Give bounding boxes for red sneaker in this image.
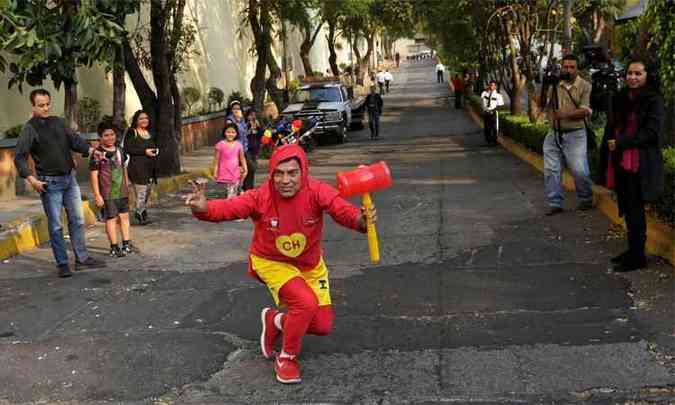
[260,307,280,360]
[274,355,301,384]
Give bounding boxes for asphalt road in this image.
[1,60,674,404]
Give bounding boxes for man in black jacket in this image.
[365,86,384,139]
[14,89,107,278]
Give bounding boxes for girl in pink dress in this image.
[213,123,248,198]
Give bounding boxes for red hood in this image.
[267,144,310,194]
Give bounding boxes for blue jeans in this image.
[39,171,89,266]
[368,110,380,138]
[543,129,593,208]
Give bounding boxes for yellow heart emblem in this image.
[275,233,307,258]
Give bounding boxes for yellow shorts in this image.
[250,255,331,307]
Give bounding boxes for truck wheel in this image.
[335,121,347,144]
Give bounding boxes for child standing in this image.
[90,122,139,257]
[213,122,248,198]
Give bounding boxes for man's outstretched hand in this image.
[358,205,378,231]
[185,178,208,213]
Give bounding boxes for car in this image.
[281,82,365,144]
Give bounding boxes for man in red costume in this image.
[186,144,376,384]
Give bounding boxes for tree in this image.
[0,0,124,129]
[339,0,378,83]
[371,0,416,59]
[182,86,200,115]
[574,0,626,47]
[207,87,225,111]
[321,0,342,76]
[123,0,199,176]
[281,0,323,77]
[96,0,139,131]
[245,0,276,112]
[644,0,675,146]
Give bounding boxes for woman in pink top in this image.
[213,123,248,198]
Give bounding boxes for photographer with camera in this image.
[481,80,504,146]
[541,54,594,216]
[597,60,665,273]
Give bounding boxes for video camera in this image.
[582,45,622,112]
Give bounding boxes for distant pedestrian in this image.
[435,62,445,83]
[13,88,107,277]
[123,110,158,226]
[243,108,262,191]
[90,122,139,258]
[384,69,393,94]
[376,70,386,95]
[213,122,248,199]
[395,52,400,68]
[365,85,384,139]
[598,60,665,273]
[481,80,505,145]
[451,74,464,109]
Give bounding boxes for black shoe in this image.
[75,257,107,270]
[610,250,630,264]
[140,210,152,225]
[576,200,594,211]
[613,255,647,273]
[110,246,126,258]
[122,242,140,255]
[57,264,72,278]
[545,207,564,216]
[134,211,144,225]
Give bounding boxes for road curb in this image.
[0,167,212,261]
[466,107,675,266]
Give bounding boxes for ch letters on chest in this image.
[275,233,307,258]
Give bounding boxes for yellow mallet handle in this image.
[362,192,380,263]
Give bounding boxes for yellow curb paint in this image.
[0,167,212,261]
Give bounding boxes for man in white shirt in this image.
[481,80,505,145]
[383,69,393,94]
[435,62,445,83]
[375,70,386,95]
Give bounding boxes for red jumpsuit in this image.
[194,144,364,355]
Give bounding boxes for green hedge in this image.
[467,95,675,226]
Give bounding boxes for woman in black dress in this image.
[123,110,158,225]
[598,60,665,272]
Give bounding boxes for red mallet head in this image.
[336,161,392,198]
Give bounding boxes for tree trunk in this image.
[123,40,157,118]
[526,80,540,123]
[112,47,126,129]
[266,46,285,110]
[64,80,78,131]
[300,40,313,77]
[249,0,269,112]
[150,0,180,177]
[327,22,339,76]
[299,22,322,77]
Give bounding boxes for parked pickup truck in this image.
[281,82,365,144]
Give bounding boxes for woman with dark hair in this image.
[123,110,158,225]
[598,60,665,272]
[243,108,261,190]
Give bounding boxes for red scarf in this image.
[606,90,640,188]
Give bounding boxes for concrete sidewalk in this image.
[0,146,217,261]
